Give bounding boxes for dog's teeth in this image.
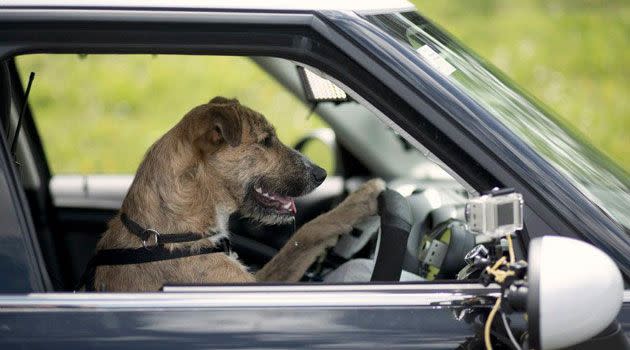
[283,202,291,210]
[255,187,262,193]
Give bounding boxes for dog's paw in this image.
[295,179,386,245]
[352,178,386,199]
[333,178,386,223]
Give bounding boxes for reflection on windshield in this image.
[366,11,630,229]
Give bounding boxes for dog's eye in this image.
[261,135,273,147]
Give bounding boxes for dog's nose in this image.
[311,165,327,185]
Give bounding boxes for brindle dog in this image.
[94,97,385,291]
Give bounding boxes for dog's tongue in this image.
[289,200,296,215]
[276,195,297,215]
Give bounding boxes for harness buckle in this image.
[142,229,160,250]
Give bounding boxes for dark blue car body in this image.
[0,1,627,348]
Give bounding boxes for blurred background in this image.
[416,0,629,172]
[17,0,629,174]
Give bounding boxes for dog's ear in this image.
[193,97,243,156]
[206,100,243,148]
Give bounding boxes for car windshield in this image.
[364,11,630,230]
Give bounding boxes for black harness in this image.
[75,213,231,291]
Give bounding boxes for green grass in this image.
[17,0,629,174]
[412,0,629,171]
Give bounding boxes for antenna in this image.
[10,71,35,157]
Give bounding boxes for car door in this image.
[0,285,492,349]
[0,4,627,349]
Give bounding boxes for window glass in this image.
[365,11,630,230]
[16,55,332,174]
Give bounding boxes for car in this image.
[0,1,628,349]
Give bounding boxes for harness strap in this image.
[75,237,231,291]
[120,213,208,247]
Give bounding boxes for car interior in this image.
[0,54,504,292]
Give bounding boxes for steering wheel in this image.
[370,189,413,281]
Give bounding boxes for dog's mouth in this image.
[252,186,297,215]
[240,175,317,225]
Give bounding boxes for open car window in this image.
[11,53,511,291]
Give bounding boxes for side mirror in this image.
[527,236,623,349]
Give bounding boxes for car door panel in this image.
[50,175,133,210]
[0,307,470,349]
[0,285,491,349]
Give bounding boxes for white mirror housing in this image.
[528,236,623,349]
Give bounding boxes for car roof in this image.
[0,0,415,14]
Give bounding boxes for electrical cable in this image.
[501,312,523,350]
[506,233,515,263]
[485,256,515,283]
[484,297,502,350]
[491,256,506,270]
[483,249,517,350]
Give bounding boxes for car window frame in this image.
[0,88,51,292]
[0,6,550,293]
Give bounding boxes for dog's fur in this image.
[94,97,385,291]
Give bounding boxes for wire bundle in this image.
[483,233,523,350]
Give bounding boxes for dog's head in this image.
[184,96,326,224]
